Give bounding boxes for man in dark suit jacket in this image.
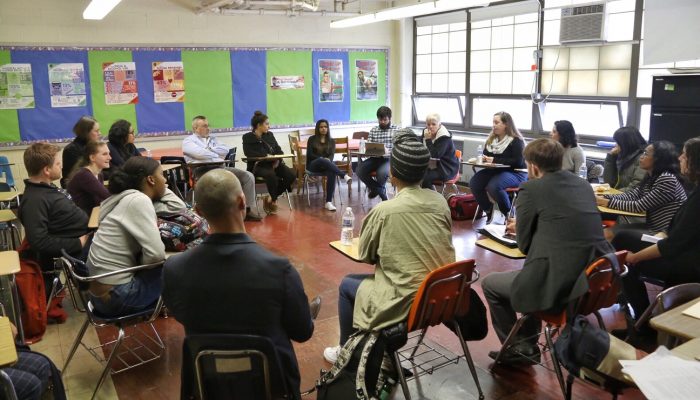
[482,138,613,365]
[162,168,314,398]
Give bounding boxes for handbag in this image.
[156,210,208,252]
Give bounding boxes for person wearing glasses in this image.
[107,119,141,170]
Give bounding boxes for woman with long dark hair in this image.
[305,119,352,211]
[86,157,182,317]
[550,120,585,173]
[107,119,141,169]
[603,126,647,192]
[614,137,700,322]
[62,115,101,187]
[242,111,296,214]
[66,141,111,214]
[598,140,687,241]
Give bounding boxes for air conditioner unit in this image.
[559,2,607,44]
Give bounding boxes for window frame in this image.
[411,94,465,128]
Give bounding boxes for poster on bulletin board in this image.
[0,63,34,109]
[355,59,378,101]
[152,61,185,103]
[103,62,138,105]
[318,59,343,102]
[48,63,87,108]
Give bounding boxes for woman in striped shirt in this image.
[596,140,687,241]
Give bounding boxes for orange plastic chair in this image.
[391,259,484,400]
[432,149,462,196]
[492,251,628,399]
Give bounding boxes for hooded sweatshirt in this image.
[87,189,165,285]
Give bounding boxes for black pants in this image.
[254,162,296,201]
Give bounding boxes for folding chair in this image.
[633,283,700,348]
[491,251,629,399]
[60,250,165,400]
[160,156,190,201]
[387,259,484,400]
[432,149,462,196]
[183,334,294,400]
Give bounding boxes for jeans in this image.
[90,266,163,318]
[3,351,50,400]
[469,169,527,215]
[338,274,371,345]
[356,157,390,200]
[307,158,347,202]
[482,270,541,346]
[422,168,448,189]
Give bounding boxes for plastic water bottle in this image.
[476,144,483,164]
[359,137,366,154]
[146,149,153,158]
[340,207,354,245]
[579,163,588,180]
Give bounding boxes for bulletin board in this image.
[0,46,388,145]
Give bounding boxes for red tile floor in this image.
[35,183,648,399]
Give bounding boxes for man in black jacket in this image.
[162,168,314,399]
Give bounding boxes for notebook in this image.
[478,224,518,248]
[364,142,387,157]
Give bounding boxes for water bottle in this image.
[146,149,153,158]
[578,163,588,180]
[340,207,354,245]
[359,137,366,154]
[476,144,483,164]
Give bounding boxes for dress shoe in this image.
[489,345,541,366]
[309,295,322,320]
[245,211,263,221]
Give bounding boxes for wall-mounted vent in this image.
[559,2,606,44]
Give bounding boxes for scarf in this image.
[486,135,514,154]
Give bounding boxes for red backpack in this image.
[16,239,47,343]
[447,193,479,220]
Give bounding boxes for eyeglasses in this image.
[641,150,651,157]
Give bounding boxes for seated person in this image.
[420,112,459,189]
[356,106,398,201]
[61,116,101,188]
[550,120,585,174]
[614,137,700,325]
[86,157,184,317]
[18,143,90,301]
[323,129,455,363]
[597,140,687,241]
[163,169,314,399]
[106,119,141,173]
[306,119,352,211]
[242,111,296,214]
[603,126,647,192]
[469,111,527,223]
[66,141,111,215]
[483,138,613,365]
[183,115,262,221]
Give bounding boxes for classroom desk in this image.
[329,238,361,262]
[0,210,21,250]
[89,206,100,229]
[475,238,526,259]
[241,154,295,163]
[0,250,24,344]
[0,163,14,167]
[141,148,183,161]
[671,338,700,361]
[160,163,180,172]
[0,191,20,203]
[650,297,700,341]
[597,205,646,217]
[462,160,510,169]
[299,138,361,150]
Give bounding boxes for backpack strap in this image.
[316,332,366,388]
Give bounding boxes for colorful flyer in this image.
[270,75,305,90]
[318,59,343,102]
[355,59,378,101]
[103,62,138,105]
[152,61,185,103]
[48,63,87,108]
[0,63,34,109]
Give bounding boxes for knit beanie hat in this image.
[391,129,430,183]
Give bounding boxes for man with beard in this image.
[356,106,399,201]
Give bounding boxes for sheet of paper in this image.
[681,300,700,319]
[621,346,700,400]
[641,234,662,244]
[483,224,517,245]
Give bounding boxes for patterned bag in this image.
[156,210,208,252]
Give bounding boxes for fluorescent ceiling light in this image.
[331,0,490,29]
[83,0,123,20]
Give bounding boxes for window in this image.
[638,103,651,139]
[540,101,625,137]
[412,96,464,125]
[472,98,533,130]
[469,12,538,95]
[415,14,467,94]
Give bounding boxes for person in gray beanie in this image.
[323,127,456,364]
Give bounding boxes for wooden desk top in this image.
[0,316,18,367]
[0,209,17,223]
[142,147,183,161]
[476,238,526,259]
[88,206,100,229]
[0,191,20,202]
[671,338,700,361]
[462,161,510,168]
[0,251,20,276]
[592,184,623,196]
[242,154,294,162]
[160,163,180,172]
[299,138,361,150]
[329,238,361,262]
[597,205,646,217]
[650,297,700,340]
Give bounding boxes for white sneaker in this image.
[323,345,341,364]
[324,202,337,211]
[344,175,353,185]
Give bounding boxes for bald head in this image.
[194,169,244,221]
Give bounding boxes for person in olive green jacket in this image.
[603,126,647,192]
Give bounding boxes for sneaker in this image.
[323,345,341,364]
[344,175,353,185]
[324,202,337,211]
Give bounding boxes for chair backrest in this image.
[406,259,478,332]
[225,147,237,167]
[333,137,351,171]
[353,131,369,140]
[290,136,304,167]
[576,251,628,316]
[635,283,700,329]
[0,156,15,188]
[183,334,290,400]
[455,149,462,161]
